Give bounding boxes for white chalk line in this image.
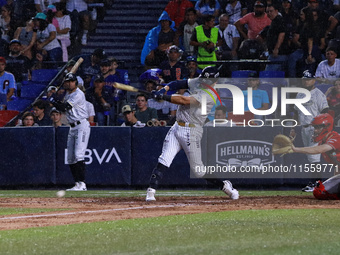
[0,204,187,221]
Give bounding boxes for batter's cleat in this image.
[66,182,80,191]
[222,180,239,200]
[302,182,316,192]
[78,182,87,191]
[146,188,156,201]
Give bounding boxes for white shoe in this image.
[66,182,87,191]
[66,182,80,191]
[81,35,87,45]
[78,181,87,191]
[222,180,239,200]
[146,188,156,201]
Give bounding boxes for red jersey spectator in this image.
[165,0,194,28]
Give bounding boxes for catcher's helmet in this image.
[311,113,334,142]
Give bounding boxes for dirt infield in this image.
[1,196,340,230]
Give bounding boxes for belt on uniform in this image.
[177,121,195,127]
[302,124,310,128]
[70,120,84,128]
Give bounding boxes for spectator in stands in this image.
[46,85,57,99]
[165,0,194,28]
[50,107,65,128]
[5,39,32,96]
[141,11,176,67]
[0,57,15,102]
[185,56,200,78]
[288,7,310,77]
[190,15,222,69]
[307,0,338,42]
[144,79,157,93]
[159,45,187,83]
[85,76,114,126]
[33,12,62,63]
[325,79,340,122]
[46,4,59,28]
[243,72,269,119]
[13,17,37,60]
[55,2,71,62]
[215,14,240,61]
[174,8,198,56]
[32,99,52,126]
[195,0,221,24]
[135,93,158,124]
[34,0,59,13]
[97,58,123,91]
[121,104,145,127]
[75,48,106,89]
[17,111,38,127]
[204,105,235,126]
[66,0,91,45]
[281,0,299,45]
[315,47,340,82]
[261,4,290,71]
[225,0,247,25]
[85,99,95,126]
[0,4,15,43]
[234,0,271,40]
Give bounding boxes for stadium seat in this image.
[0,110,19,127]
[259,71,285,78]
[231,70,257,78]
[31,69,58,83]
[7,98,32,111]
[21,84,46,99]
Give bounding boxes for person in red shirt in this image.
[165,0,194,28]
[292,113,340,200]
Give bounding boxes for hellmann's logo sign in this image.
[216,140,274,168]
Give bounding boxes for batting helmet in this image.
[64,72,77,82]
[199,66,220,79]
[311,113,334,142]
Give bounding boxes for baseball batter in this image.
[294,70,329,164]
[292,113,340,200]
[146,66,239,201]
[51,73,91,191]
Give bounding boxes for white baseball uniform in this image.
[295,87,328,163]
[64,87,91,164]
[158,78,217,177]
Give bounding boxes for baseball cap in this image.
[9,39,21,46]
[248,72,259,78]
[302,70,314,79]
[92,48,106,59]
[34,12,47,21]
[100,59,111,66]
[0,57,6,64]
[94,75,105,83]
[186,56,197,63]
[47,86,57,92]
[64,72,77,82]
[122,104,134,114]
[50,107,61,115]
[47,4,57,12]
[254,0,265,7]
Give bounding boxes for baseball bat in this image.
[70,57,83,74]
[113,82,151,95]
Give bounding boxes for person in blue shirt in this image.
[242,72,269,115]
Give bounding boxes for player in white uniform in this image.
[145,66,239,201]
[51,73,91,191]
